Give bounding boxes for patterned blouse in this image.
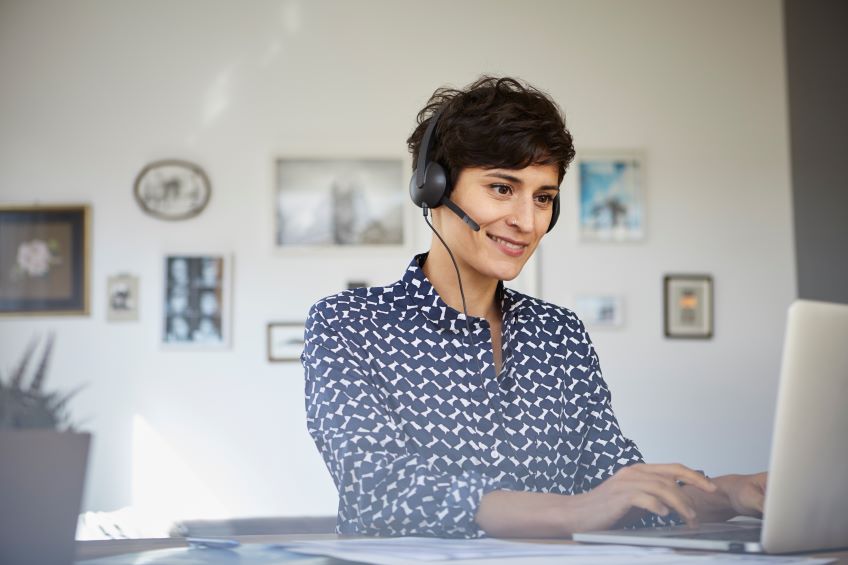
[302,253,661,537]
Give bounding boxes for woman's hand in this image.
[720,472,767,518]
[572,463,718,532]
[475,466,764,539]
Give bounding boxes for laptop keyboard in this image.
[670,528,762,542]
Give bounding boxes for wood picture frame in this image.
[267,322,306,362]
[0,205,90,316]
[664,274,713,339]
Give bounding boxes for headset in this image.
[408,106,560,233]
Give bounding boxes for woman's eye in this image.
[535,193,553,204]
[491,184,512,195]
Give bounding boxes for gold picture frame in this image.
[0,204,91,316]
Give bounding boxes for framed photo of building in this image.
[578,151,646,242]
[664,274,713,339]
[0,205,90,316]
[106,273,139,322]
[162,254,230,348]
[267,322,306,362]
[275,158,405,247]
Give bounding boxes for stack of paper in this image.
[274,537,837,565]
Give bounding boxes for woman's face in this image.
[432,163,559,282]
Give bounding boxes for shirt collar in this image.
[401,252,526,333]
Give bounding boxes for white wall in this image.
[0,0,794,521]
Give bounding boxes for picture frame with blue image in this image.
[0,205,90,316]
[578,151,646,242]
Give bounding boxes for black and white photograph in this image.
[578,151,646,242]
[275,158,405,246]
[134,159,212,221]
[664,274,713,339]
[267,322,306,362]
[106,274,139,322]
[162,254,229,347]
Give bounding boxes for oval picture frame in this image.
[133,159,212,221]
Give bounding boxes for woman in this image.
[302,76,766,538]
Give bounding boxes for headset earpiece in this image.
[547,193,560,233]
[409,160,448,209]
[410,108,451,210]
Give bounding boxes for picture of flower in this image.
[12,239,61,279]
[0,206,89,316]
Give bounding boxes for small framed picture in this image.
[578,151,646,242]
[0,205,90,316]
[267,322,306,362]
[275,158,405,247]
[664,275,713,339]
[574,295,624,329]
[133,159,212,221]
[162,254,231,348]
[107,274,139,322]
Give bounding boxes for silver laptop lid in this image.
[761,300,848,553]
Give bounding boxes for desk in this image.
[76,534,848,563]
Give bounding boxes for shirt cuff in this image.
[443,471,510,538]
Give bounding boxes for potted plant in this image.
[0,334,91,565]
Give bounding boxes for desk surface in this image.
[76,534,848,563]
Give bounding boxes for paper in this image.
[275,537,670,562]
[274,537,837,565]
[76,544,333,565]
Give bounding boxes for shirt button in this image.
[490,448,499,459]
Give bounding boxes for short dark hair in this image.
[406,76,576,187]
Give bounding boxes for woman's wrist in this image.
[688,474,739,521]
[476,490,583,538]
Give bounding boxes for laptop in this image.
[573,299,848,553]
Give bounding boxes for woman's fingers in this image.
[648,463,718,493]
[630,493,671,518]
[634,477,699,526]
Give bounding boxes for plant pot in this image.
[0,430,91,565]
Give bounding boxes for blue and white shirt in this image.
[303,253,659,537]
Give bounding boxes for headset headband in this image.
[415,107,444,189]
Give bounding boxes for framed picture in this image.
[275,158,405,247]
[133,159,212,221]
[574,295,624,329]
[106,274,139,322]
[267,322,306,362]
[578,151,646,242]
[664,275,713,339]
[162,254,230,348]
[0,205,90,316]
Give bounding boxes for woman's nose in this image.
[506,200,535,231]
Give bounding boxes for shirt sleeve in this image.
[571,319,681,528]
[302,301,507,538]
